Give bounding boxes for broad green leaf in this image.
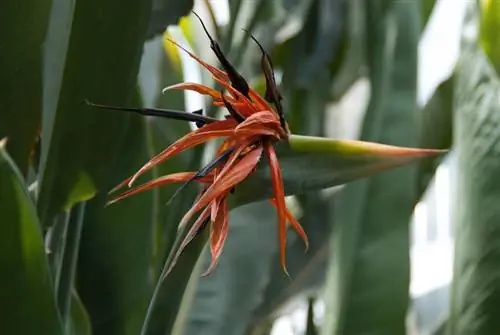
[418,74,453,196]
[147,0,194,39]
[77,116,155,335]
[231,135,444,207]
[0,0,50,174]
[321,1,421,334]
[449,3,500,333]
[0,139,63,334]
[38,0,153,226]
[183,202,279,335]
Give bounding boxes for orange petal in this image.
[162,205,212,280]
[107,172,213,205]
[166,38,229,82]
[178,146,263,229]
[163,82,236,103]
[269,199,309,251]
[128,119,238,186]
[202,198,229,276]
[264,141,289,276]
[213,76,260,114]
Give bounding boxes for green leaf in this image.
[449,3,500,333]
[57,203,86,328]
[330,0,364,101]
[0,139,63,334]
[422,0,437,29]
[418,74,453,196]
[147,0,194,39]
[480,0,500,74]
[77,116,155,335]
[69,290,92,335]
[0,0,51,174]
[251,193,333,326]
[231,135,444,207]
[141,222,208,335]
[37,0,153,226]
[280,0,345,89]
[321,1,421,333]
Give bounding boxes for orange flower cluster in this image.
[107,13,308,276]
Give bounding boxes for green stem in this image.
[57,202,86,329]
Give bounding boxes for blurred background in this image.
[4,0,500,334]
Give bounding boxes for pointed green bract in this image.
[231,134,445,207]
[0,139,63,334]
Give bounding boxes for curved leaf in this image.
[77,116,155,335]
[449,3,500,333]
[0,0,51,174]
[38,0,153,226]
[0,139,63,334]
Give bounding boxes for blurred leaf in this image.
[147,0,194,40]
[141,222,209,335]
[232,135,444,207]
[58,203,86,328]
[422,0,437,29]
[77,116,155,335]
[431,317,448,335]
[38,0,152,226]
[183,202,279,335]
[280,0,345,89]
[69,291,92,335]
[0,0,50,174]
[330,0,364,100]
[306,297,318,335]
[0,139,63,334]
[250,193,333,327]
[449,3,500,333]
[321,1,420,334]
[480,0,500,73]
[418,74,453,196]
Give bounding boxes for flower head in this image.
[104,12,308,277]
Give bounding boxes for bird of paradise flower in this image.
[87,12,445,279]
[89,12,309,277]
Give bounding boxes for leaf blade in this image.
[0,140,63,334]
